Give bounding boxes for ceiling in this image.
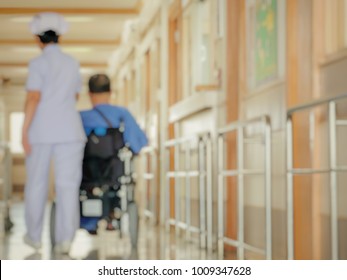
[0,0,142,87]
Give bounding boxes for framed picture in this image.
[247,0,279,90]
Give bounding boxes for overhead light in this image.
[80,68,95,74]
[13,47,38,53]
[10,16,94,23]
[63,47,93,53]
[65,16,94,23]
[10,16,31,23]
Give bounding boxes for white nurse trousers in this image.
[24,142,85,244]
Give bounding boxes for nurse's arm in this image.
[22,91,41,155]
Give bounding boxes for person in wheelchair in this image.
[79,74,148,235]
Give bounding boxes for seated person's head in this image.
[88,74,111,105]
[89,73,111,93]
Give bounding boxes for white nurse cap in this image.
[29,12,69,35]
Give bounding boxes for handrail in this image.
[0,142,12,202]
[164,136,195,147]
[199,132,213,252]
[286,93,347,260]
[140,146,157,224]
[164,135,198,238]
[141,145,157,154]
[217,115,272,260]
[0,142,13,234]
[198,132,213,251]
[287,92,347,115]
[218,115,270,135]
[164,132,212,250]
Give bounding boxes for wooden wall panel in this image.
[286,0,326,259]
[224,0,241,255]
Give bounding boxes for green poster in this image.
[255,0,278,84]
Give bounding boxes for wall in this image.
[105,0,347,259]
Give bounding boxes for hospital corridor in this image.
[1,0,347,261]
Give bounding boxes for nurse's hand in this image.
[22,133,31,155]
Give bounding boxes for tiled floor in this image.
[0,197,218,260]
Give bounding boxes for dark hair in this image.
[88,74,111,93]
[38,30,59,44]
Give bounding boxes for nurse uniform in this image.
[24,12,86,249]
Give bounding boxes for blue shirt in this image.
[80,104,148,154]
[26,44,86,144]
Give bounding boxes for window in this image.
[193,0,212,87]
[324,0,347,55]
[10,112,24,154]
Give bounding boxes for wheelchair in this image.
[50,126,139,249]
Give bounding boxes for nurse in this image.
[22,12,86,254]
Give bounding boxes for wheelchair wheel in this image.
[128,202,139,249]
[50,201,56,248]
